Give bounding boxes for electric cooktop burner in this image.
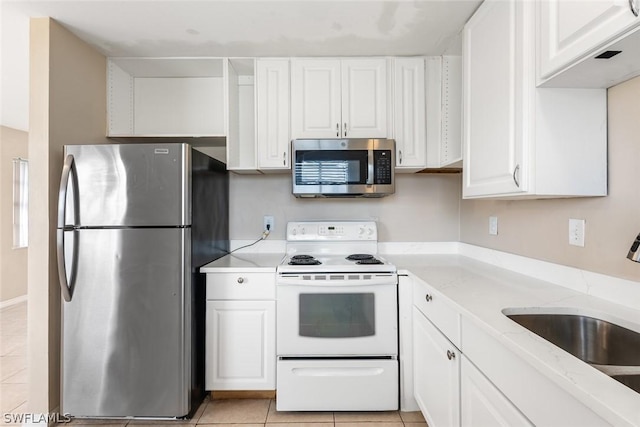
[355,258,383,265]
[345,254,374,261]
[346,254,383,265]
[288,254,321,266]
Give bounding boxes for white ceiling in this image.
[0,0,482,130]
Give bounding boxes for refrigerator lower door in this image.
[61,227,191,418]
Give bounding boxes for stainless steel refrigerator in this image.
[57,143,228,418]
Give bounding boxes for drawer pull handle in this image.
[447,350,456,360]
[631,0,639,17]
[237,277,245,284]
[425,294,432,302]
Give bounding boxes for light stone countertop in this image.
[199,248,640,425]
[385,254,640,427]
[200,252,285,273]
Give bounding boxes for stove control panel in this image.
[287,221,378,241]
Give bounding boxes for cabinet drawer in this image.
[206,272,276,300]
[413,278,460,348]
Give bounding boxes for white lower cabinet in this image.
[461,356,533,427]
[205,272,276,390]
[413,307,460,427]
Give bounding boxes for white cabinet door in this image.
[538,0,640,81]
[463,0,607,199]
[461,356,534,427]
[394,57,427,170]
[291,59,342,139]
[413,307,460,427]
[341,59,388,138]
[462,0,527,197]
[205,300,276,390]
[256,59,290,170]
[291,58,388,139]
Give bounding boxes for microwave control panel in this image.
[374,151,393,185]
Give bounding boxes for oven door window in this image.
[294,150,368,185]
[299,293,375,338]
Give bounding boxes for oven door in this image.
[276,279,398,356]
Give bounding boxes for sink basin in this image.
[505,311,640,393]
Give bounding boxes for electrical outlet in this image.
[263,215,274,232]
[489,216,498,236]
[569,219,585,247]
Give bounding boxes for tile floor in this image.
[1,302,427,426]
[0,301,28,426]
[62,398,427,426]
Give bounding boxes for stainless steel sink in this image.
[505,312,640,393]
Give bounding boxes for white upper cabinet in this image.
[463,0,607,199]
[538,0,640,87]
[107,58,225,137]
[393,57,426,171]
[291,58,388,139]
[226,58,258,173]
[341,59,389,138]
[256,59,291,170]
[426,56,462,169]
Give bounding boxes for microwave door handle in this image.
[367,150,374,185]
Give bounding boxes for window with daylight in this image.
[12,158,28,248]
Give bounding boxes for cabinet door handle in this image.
[630,0,639,17]
[447,350,456,360]
[513,164,520,188]
[425,294,432,302]
[336,123,340,137]
[344,123,347,137]
[283,152,287,166]
[399,150,403,165]
[237,277,245,284]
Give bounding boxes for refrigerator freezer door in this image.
[63,144,190,227]
[61,228,191,417]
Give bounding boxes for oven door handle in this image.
[277,277,396,287]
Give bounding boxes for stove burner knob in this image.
[237,277,245,284]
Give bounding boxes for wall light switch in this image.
[569,219,585,247]
[489,216,498,236]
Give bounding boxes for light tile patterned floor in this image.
[1,302,427,426]
[0,301,28,427]
[70,398,428,426]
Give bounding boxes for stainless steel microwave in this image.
[292,139,395,198]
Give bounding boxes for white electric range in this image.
[275,221,399,411]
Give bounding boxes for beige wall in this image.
[460,75,640,283]
[0,126,28,303]
[28,17,108,413]
[229,173,462,242]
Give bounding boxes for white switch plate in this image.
[489,216,498,236]
[569,219,585,247]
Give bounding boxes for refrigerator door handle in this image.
[57,154,77,302]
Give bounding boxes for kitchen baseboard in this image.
[0,294,27,309]
[211,390,276,400]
